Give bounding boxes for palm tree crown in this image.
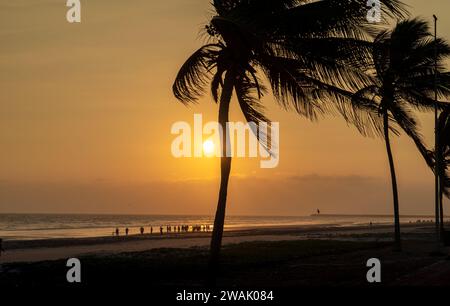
[174,0,406,127]
[356,19,450,155]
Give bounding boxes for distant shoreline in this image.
[0,212,446,218]
[1,213,445,241]
[309,213,450,218]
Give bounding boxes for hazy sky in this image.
[1,0,449,215]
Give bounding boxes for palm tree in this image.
[172,0,405,279]
[438,108,450,234]
[352,19,450,250]
[429,106,450,237]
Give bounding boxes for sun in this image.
[203,140,215,156]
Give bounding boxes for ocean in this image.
[0,213,436,241]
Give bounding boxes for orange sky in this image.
[0,0,449,215]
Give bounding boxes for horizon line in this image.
[0,212,446,218]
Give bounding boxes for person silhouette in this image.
[115,228,119,236]
[125,228,129,236]
[150,226,153,234]
[160,226,163,235]
[140,227,144,235]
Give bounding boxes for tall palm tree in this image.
[173,0,405,279]
[352,19,450,250]
[429,106,450,236]
[438,108,450,234]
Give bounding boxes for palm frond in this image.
[234,73,269,125]
[173,44,221,104]
[270,0,407,40]
[255,55,322,119]
[389,99,433,168]
[234,73,273,154]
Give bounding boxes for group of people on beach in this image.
[113,224,211,237]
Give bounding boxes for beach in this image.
[0,224,449,297]
[2,222,450,289]
[2,218,448,292]
[0,223,432,263]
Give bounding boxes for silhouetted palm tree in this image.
[352,19,450,250]
[430,107,450,235]
[173,0,405,279]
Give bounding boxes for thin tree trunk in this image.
[383,111,402,251]
[435,134,441,244]
[440,187,445,238]
[208,70,234,284]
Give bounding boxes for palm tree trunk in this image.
[383,111,402,251]
[208,70,234,283]
[435,134,441,244]
[439,186,445,238]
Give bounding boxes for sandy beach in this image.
[1,222,450,290]
[0,223,436,264]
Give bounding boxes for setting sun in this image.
[203,140,215,156]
